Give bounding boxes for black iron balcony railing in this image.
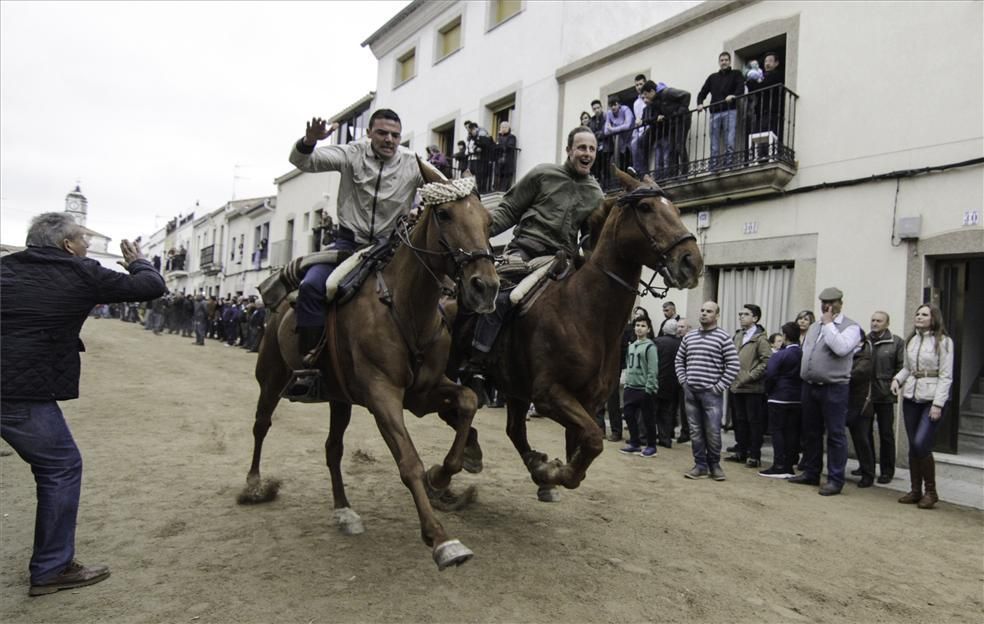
[200,244,215,267]
[451,146,521,194]
[595,84,798,192]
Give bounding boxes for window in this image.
[396,48,416,85]
[714,264,794,334]
[437,17,462,60]
[491,0,522,27]
[490,99,515,135]
[333,107,370,146]
[432,122,455,161]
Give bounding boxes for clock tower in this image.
[65,184,88,226]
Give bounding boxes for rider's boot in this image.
[284,326,325,402]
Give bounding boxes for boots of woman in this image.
[898,454,923,504]
[917,455,939,509]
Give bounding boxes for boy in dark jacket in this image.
[760,322,803,478]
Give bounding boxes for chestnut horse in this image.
[459,168,702,501]
[240,163,499,570]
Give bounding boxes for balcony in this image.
[597,85,799,208]
[199,245,222,275]
[450,145,521,197]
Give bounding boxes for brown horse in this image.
[239,162,499,570]
[465,168,703,501]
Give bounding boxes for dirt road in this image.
[2,320,982,623]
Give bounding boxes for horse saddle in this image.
[501,251,573,315]
[257,239,394,309]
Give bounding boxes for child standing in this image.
[620,317,660,457]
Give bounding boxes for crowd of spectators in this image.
[579,50,787,187]
[96,292,266,353]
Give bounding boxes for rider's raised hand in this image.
[304,117,337,146]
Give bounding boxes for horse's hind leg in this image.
[437,409,483,474]
[369,388,473,570]
[326,400,364,535]
[413,377,480,511]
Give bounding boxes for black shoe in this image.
[818,483,843,496]
[726,444,739,453]
[676,435,690,444]
[787,473,820,486]
[851,468,863,476]
[297,326,324,367]
[465,375,489,409]
[29,560,110,596]
[657,440,673,449]
[724,453,747,463]
[745,458,762,468]
[282,369,326,403]
[876,474,893,484]
[857,476,874,488]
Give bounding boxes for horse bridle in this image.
[604,187,697,297]
[394,196,496,296]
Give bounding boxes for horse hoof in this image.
[236,478,281,504]
[431,485,478,512]
[433,539,473,570]
[537,486,561,503]
[462,446,484,474]
[333,507,364,535]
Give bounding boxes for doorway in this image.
[929,256,984,455]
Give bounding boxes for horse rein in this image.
[394,199,496,296]
[599,187,697,297]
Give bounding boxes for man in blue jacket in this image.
[1,212,166,596]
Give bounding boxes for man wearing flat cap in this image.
[790,287,862,496]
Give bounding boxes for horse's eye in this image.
[634,200,652,213]
[436,208,452,222]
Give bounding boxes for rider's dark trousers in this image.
[295,239,359,329]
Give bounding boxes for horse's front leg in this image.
[523,390,604,492]
[368,386,473,570]
[408,377,480,510]
[325,400,364,535]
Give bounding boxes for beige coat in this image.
[893,332,954,407]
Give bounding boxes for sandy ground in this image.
[1,319,982,624]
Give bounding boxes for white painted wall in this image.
[270,169,341,261]
[369,1,697,172]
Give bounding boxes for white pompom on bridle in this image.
[419,177,476,207]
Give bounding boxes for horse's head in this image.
[595,168,702,289]
[414,158,499,313]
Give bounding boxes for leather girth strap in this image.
[326,302,354,404]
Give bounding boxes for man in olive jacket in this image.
[867,311,905,483]
[726,304,772,466]
[1,212,165,596]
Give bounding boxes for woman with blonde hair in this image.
[891,303,954,509]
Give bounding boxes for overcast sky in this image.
[0,0,409,248]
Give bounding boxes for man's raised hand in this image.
[118,239,144,269]
[304,117,338,146]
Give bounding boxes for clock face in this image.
[68,200,80,210]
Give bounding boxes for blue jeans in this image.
[295,239,360,328]
[630,130,649,173]
[1,400,82,584]
[683,386,724,468]
[709,110,737,167]
[801,382,850,487]
[902,399,944,458]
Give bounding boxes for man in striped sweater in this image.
[675,301,740,480]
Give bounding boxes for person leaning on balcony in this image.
[587,99,611,182]
[287,109,425,389]
[696,51,745,168]
[494,121,518,192]
[604,95,635,173]
[891,304,954,510]
[629,73,650,176]
[651,81,692,177]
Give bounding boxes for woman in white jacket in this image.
[890,304,954,509]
